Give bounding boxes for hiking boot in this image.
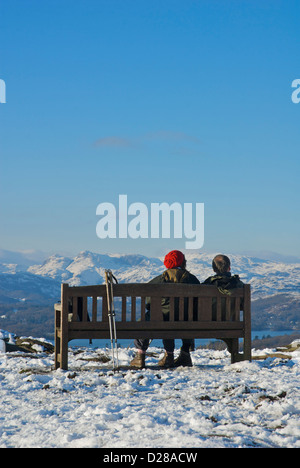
[174,349,193,367]
[130,352,145,369]
[158,352,175,368]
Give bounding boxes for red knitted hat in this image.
[164,250,185,269]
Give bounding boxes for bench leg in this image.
[243,334,252,362]
[59,335,68,370]
[54,309,60,369]
[54,331,68,370]
[230,339,239,363]
[54,332,60,369]
[57,284,69,370]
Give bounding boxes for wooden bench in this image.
[54,282,251,370]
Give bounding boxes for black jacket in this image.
[202,272,244,293]
[202,272,245,320]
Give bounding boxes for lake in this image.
[70,329,299,350]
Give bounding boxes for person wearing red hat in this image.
[163,250,186,270]
[130,250,200,369]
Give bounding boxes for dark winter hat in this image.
[164,250,185,269]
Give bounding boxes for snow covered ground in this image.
[0,338,300,448]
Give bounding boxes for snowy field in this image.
[0,339,299,449]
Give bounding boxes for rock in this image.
[5,337,54,354]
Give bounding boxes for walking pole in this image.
[109,271,119,368]
[105,270,119,371]
[105,270,115,369]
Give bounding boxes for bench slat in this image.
[72,297,78,321]
[68,283,245,298]
[92,296,97,322]
[131,296,136,321]
[68,321,244,331]
[188,297,193,321]
[235,297,240,321]
[198,297,212,321]
[141,296,146,321]
[68,329,244,341]
[169,297,174,321]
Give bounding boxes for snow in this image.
[1,250,300,448]
[1,339,300,448]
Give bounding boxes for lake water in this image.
[70,329,299,350]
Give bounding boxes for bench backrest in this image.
[59,283,250,327]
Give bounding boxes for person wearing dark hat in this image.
[130,250,200,369]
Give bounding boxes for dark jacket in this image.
[202,272,244,320]
[202,272,244,292]
[146,268,200,319]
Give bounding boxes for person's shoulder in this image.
[202,275,215,284]
[147,273,164,284]
[185,270,200,284]
[232,274,245,286]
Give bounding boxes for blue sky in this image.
[0,0,299,258]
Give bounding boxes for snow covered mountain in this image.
[1,249,300,302]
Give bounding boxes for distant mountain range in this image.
[0,249,299,337]
[0,249,300,302]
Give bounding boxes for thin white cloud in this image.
[93,130,201,150]
[93,136,134,148]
